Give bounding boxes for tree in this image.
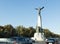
[28,27,36,37]
[3,24,16,37]
[16,26,36,37]
[0,26,5,37]
[16,26,25,37]
[44,29,52,38]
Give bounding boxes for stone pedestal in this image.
[31,33,45,41]
[34,33,44,41]
[31,33,46,44]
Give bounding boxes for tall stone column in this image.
[36,7,44,33]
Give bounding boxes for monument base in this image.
[31,33,45,41]
[32,41,46,44]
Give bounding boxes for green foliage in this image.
[44,29,60,38]
[0,24,60,38]
[16,26,36,37]
[0,24,17,38]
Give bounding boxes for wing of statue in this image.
[35,8,38,10]
[40,7,44,10]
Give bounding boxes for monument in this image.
[31,7,45,42]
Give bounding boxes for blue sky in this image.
[0,0,60,34]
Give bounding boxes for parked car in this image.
[11,37,32,44]
[46,38,59,44]
[0,38,14,44]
